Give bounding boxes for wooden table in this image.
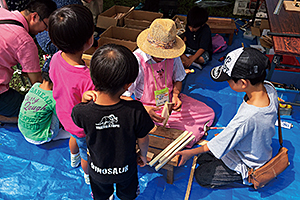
[148,125,183,184]
[265,0,300,80]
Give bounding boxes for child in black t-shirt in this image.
[71,44,154,200]
[180,6,213,72]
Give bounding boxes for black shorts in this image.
[90,171,139,200]
[194,152,243,188]
[0,88,24,117]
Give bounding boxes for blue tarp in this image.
[1,20,300,199]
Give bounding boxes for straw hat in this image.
[136,18,186,59]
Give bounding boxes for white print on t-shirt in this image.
[90,162,128,175]
[95,114,120,130]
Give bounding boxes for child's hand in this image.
[82,90,98,102]
[144,106,165,123]
[176,149,194,167]
[137,151,147,167]
[172,96,182,111]
[183,57,194,68]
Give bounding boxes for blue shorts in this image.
[69,133,88,161]
[0,88,24,117]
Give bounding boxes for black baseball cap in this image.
[211,47,269,82]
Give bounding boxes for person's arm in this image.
[137,134,149,167]
[27,72,42,84]
[172,81,182,110]
[184,48,205,68]
[176,144,210,166]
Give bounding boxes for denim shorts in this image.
[49,113,60,140]
[0,88,24,117]
[185,47,210,65]
[69,133,88,161]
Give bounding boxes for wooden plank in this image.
[149,125,184,140]
[155,135,195,171]
[283,0,300,12]
[161,102,174,127]
[265,0,300,57]
[149,135,173,149]
[148,147,178,166]
[158,132,193,163]
[149,131,189,167]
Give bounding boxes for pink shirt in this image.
[49,51,95,138]
[0,8,40,94]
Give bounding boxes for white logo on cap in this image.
[223,56,232,76]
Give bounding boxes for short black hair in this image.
[232,67,269,85]
[90,44,139,95]
[49,4,94,54]
[25,0,57,20]
[187,6,209,28]
[41,71,52,83]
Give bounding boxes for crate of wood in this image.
[96,5,134,29]
[124,10,163,30]
[147,125,186,184]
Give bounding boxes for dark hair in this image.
[187,6,208,28]
[90,44,139,95]
[49,4,94,54]
[232,69,268,85]
[25,0,57,20]
[41,71,52,83]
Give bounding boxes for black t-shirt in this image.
[72,99,154,183]
[185,23,213,60]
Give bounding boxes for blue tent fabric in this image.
[1,20,300,199]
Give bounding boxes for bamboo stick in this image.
[184,156,197,200]
[155,135,195,171]
[149,130,189,167]
[158,132,193,163]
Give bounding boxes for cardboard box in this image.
[82,37,138,67]
[123,24,147,30]
[100,26,142,43]
[251,19,270,37]
[96,5,134,29]
[172,15,186,39]
[124,10,163,29]
[172,14,187,25]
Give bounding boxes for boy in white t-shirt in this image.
[177,47,278,188]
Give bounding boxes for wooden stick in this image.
[155,135,195,171]
[184,156,197,200]
[149,130,189,167]
[161,102,174,127]
[158,132,193,163]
